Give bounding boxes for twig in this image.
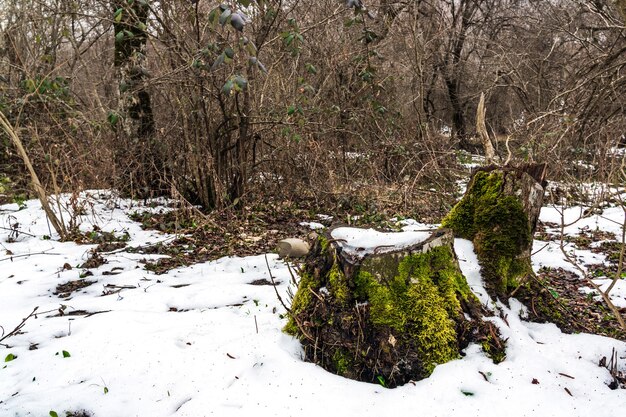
[0,250,61,263]
[0,110,67,240]
[0,226,37,238]
[265,254,290,314]
[0,307,39,345]
[265,254,315,343]
[557,203,626,330]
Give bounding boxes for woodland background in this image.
[1,0,625,217]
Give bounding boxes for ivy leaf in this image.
[4,353,16,362]
[115,31,125,43]
[62,350,71,358]
[50,412,59,417]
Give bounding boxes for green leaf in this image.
[224,47,235,59]
[234,75,247,91]
[219,9,232,26]
[104,386,109,394]
[4,353,16,362]
[114,8,123,23]
[50,412,59,417]
[222,79,234,95]
[62,350,71,358]
[211,53,225,70]
[287,105,296,116]
[208,8,220,27]
[305,63,318,74]
[245,41,257,56]
[461,390,475,396]
[115,31,125,43]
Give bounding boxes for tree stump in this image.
[285,228,502,387]
[441,164,547,300]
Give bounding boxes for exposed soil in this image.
[54,279,96,299]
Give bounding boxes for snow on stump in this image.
[285,227,500,387]
[441,164,547,300]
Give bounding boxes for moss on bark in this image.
[285,230,496,387]
[441,168,539,299]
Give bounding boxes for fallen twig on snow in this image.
[0,307,39,347]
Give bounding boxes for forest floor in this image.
[1,179,626,416]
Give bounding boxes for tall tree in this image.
[112,0,157,194]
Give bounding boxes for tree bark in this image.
[442,164,547,300]
[112,0,158,195]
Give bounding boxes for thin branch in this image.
[0,307,39,345]
[0,110,67,240]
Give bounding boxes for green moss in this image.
[319,235,330,252]
[332,349,352,376]
[481,337,506,363]
[442,170,532,297]
[328,262,350,305]
[284,271,319,336]
[355,246,465,376]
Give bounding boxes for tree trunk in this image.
[112,0,159,196]
[441,164,547,300]
[285,228,503,387]
[476,93,496,163]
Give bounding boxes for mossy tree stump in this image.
[285,228,500,387]
[441,164,547,300]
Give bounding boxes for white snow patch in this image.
[454,238,491,308]
[299,221,326,230]
[330,227,431,258]
[0,194,625,417]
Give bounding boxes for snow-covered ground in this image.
[1,192,625,417]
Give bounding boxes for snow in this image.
[1,193,625,416]
[299,222,326,231]
[331,227,432,258]
[455,238,492,308]
[540,205,626,238]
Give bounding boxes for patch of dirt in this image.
[80,252,107,269]
[54,279,96,298]
[128,205,311,274]
[248,279,280,286]
[71,226,130,245]
[94,241,127,252]
[523,268,626,341]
